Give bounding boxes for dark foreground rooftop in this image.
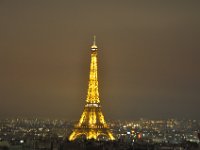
[0,139,200,150]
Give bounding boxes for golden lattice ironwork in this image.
[68,36,115,141]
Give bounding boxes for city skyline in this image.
[0,1,200,120]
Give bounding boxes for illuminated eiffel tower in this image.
[68,36,115,141]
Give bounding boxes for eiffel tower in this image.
[68,36,115,141]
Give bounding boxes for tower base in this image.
[68,105,115,141]
[69,128,115,141]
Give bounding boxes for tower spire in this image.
[91,35,98,50]
[93,35,96,46]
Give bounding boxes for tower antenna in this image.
[93,35,96,46]
[91,35,97,49]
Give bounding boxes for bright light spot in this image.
[138,133,142,139]
[127,131,131,135]
[20,140,24,144]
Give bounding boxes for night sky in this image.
[0,1,200,120]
